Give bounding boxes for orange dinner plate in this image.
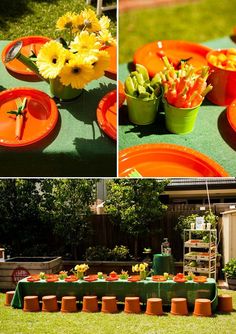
[119,143,229,177]
[27,277,40,282]
[152,275,167,282]
[0,87,58,147]
[84,275,98,282]
[103,45,117,79]
[133,40,211,77]
[128,275,140,282]
[227,99,236,132]
[105,276,119,281]
[2,35,50,81]
[97,90,117,141]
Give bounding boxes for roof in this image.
[162,177,236,190]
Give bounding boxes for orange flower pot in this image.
[101,296,118,313]
[124,297,141,314]
[61,296,77,313]
[5,291,15,306]
[23,296,40,312]
[193,298,212,317]
[170,298,188,316]
[42,295,58,312]
[217,295,233,313]
[82,296,99,313]
[145,298,163,316]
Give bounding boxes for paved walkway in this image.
[119,0,198,12]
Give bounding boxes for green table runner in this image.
[0,41,116,176]
[119,36,236,176]
[152,254,174,275]
[12,277,217,310]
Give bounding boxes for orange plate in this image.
[84,275,98,282]
[97,90,117,141]
[194,276,207,283]
[2,35,50,81]
[119,143,229,177]
[103,45,117,79]
[65,276,78,282]
[133,40,211,77]
[46,278,59,283]
[27,277,40,282]
[105,276,119,281]
[227,99,236,132]
[152,275,167,282]
[0,87,58,147]
[128,276,140,282]
[173,277,187,283]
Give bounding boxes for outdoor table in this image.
[0,40,116,177]
[119,36,236,176]
[11,277,218,311]
[152,254,174,275]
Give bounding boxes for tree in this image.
[40,179,98,259]
[105,179,169,258]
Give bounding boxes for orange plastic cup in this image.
[5,291,15,306]
[206,49,236,106]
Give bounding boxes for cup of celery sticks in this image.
[124,64,162,125]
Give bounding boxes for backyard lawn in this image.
[119,0,236,63]
[1,289,236,334]
[0,0,116,39]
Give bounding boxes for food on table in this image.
[109,271,118,278]
[193,275,207,283]
[208,48,236,71]
[151,275,167,282]
[124,64,161,100]
[119,270,129,280]
[97,272,104,279]
[155,56,212,108]
[7,97,27,140]
[173,273,187,283]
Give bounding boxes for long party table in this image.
[0,41,116,177]
[11,277,218,311]
[119,36,236,176]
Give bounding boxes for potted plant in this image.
[222,258,236,290]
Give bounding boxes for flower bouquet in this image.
[132,262,149,280]
[72,263,89,279]
[5,8,116,101]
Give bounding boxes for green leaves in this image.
[7,97,27,116]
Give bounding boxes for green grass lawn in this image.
[119,0,236,63]
[0,0,116,40]
[1,289,236,334]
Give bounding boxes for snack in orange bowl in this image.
[193,276,207,283]
[173,273,187,283]
[152,275,167,282]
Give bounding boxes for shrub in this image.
[85,246,111,261]
[109,245,129,261]
[222,258,236,278]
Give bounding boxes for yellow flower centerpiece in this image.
[132,262,149,280]
[36,8,116,100]
[72,263,89,279]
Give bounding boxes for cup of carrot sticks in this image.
[155,56,212,134]
[124,64,162,125]
[206,48,236,106]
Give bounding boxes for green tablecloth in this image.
[119,36,236,176]
[152,254,174,275]
[0,41,116,176]
[12,277,217,310]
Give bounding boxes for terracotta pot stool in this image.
[23,296,40,312]
[61,296,77,313]
[193,298,212,317]
[218,295,233,313]
[82,296,99,312]
[124,297,141,314]
[101,296,118,313]
[145,298,163,316]
[42,295,58,312]
[5,291,15,306]
[171,298,188,316]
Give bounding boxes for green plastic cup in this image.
[163,98,201,134]
[126,93,161,125]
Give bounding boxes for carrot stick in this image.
[16,115,24,140]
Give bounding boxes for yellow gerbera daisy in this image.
[36,41,66,79]
[139,264,146,272]
[98,29,117,47]
[70,31,101,54]
[99,15,110,30]
[91,50,110,79]
[64,49,75,64]
[81,8,101,33]
[56,12,76,30]
[59,55,94,89]
[71,14,84,33]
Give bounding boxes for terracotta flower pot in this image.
[42,295,58,312]
[145,298,163,316]
[61,296,77,313]
[23,296,40,312]
[170,298,188,316]
[193,298,212,317]
[124,297,141,314]
[101,296,118,313]
[5,291,15,306]
[218,295,233,313]
[82,296,99,313]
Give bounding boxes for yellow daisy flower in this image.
[91,50,110,79]
[70,31,101,54]
[56,12,76,30]
[98,29,116,47]
[81,8,101,33]
[99,15,110,30]
[139,264,146,272]
[64,49,75,64]
[71,14,84,33]
[59,55,94,89]
[36,40,66,79]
